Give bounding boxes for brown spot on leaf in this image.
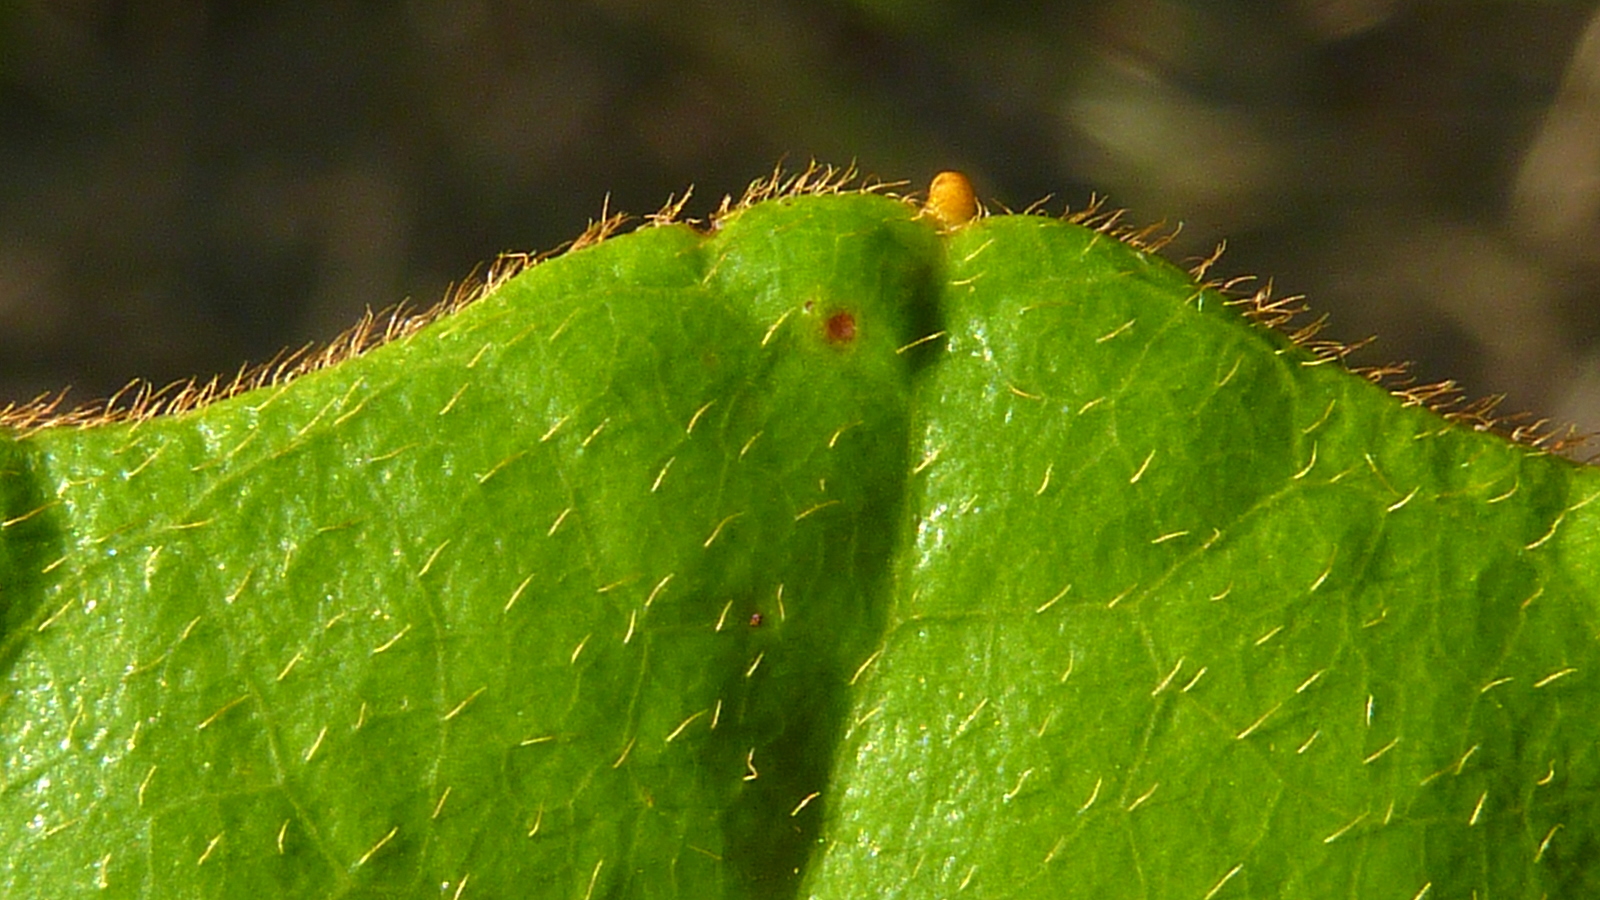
[825,311,856,344]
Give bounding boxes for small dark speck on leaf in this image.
[749,613,763,627]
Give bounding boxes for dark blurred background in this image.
[3,1,1600,441]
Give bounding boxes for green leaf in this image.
[4,183,1599,898]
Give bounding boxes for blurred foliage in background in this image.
[2,0,1600,442]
